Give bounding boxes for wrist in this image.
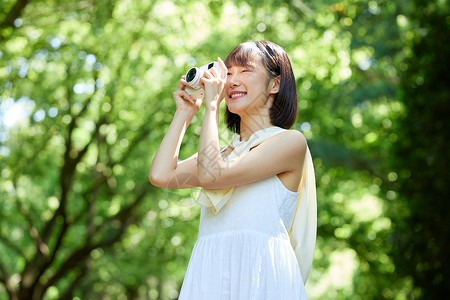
[204,101,218,112]
[175,109,196,120]
[204,106,218,114]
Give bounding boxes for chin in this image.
[225,103,246,116]
[226,97,246,111]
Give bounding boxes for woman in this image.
[149,41,316,299]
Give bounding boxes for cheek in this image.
[247,74,267,88]
[246,79,267,96]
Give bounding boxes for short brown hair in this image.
[224,41,298,133]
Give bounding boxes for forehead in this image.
[225,43,262,69]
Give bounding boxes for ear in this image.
[269,75,281,94]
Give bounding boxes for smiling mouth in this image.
[230,92,247,99]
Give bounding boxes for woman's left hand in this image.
[200,57,227,109]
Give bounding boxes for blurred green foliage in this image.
[0,0,448,299]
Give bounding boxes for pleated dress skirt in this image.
[178,175,308,300]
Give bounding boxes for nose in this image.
[227,73,240,88]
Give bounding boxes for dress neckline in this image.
[231,126,283,147]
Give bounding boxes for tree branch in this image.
[42,186,147,291]
[7,128,56,258]
[43,222,128,289]
[0,260,17,300]
[0,234,26,259]
[58,262,88,300]
[32,118,106,293]
[18,69,102,297]
[0,0,30,28]
[115,125,151,165]
[41,72,100,244]
[96,187,147,234]
[70,172,106,230]
[12,126,55,184]
[12,181,49,259]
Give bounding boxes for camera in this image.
[185,61,221,100]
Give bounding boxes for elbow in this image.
[149,171,168,188]
[197,165,226,189]
[198,173,218,189]
[198,175,208,188]
[148,173,160,187]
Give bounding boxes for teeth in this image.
[231,93,246,98]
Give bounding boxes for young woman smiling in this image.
[149,41,316,299]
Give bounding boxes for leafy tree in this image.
[0,0,447,299]
[388,0,450,298]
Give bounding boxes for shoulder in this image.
[256,129,307,161]
[255,129,307,173]
[282,129,306,145]
[271,130,307,152]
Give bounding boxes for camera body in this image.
[185,61,221,100]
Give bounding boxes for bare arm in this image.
[149,77,202,189]
[199,130,307,189]
[149,110,200,189]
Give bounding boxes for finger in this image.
[218,57,227,80]
[203,70,212,79]
[209,67,219,78]
[178,76,187,90]
[200,77,210,85]
[175,90,194,103]
[180,91,194,103]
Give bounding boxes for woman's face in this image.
[224,58,274,116]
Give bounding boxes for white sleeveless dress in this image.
[178,174,308,299]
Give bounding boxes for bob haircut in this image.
[224,41,298,134]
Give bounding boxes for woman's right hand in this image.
[173,76,203,113]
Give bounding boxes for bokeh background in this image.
[1,0,449,299]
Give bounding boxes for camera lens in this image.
[186,68,197,83]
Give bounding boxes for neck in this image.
[235,94,276,141]
[238,115,273,142]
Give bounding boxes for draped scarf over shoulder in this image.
[196,126,317,284]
